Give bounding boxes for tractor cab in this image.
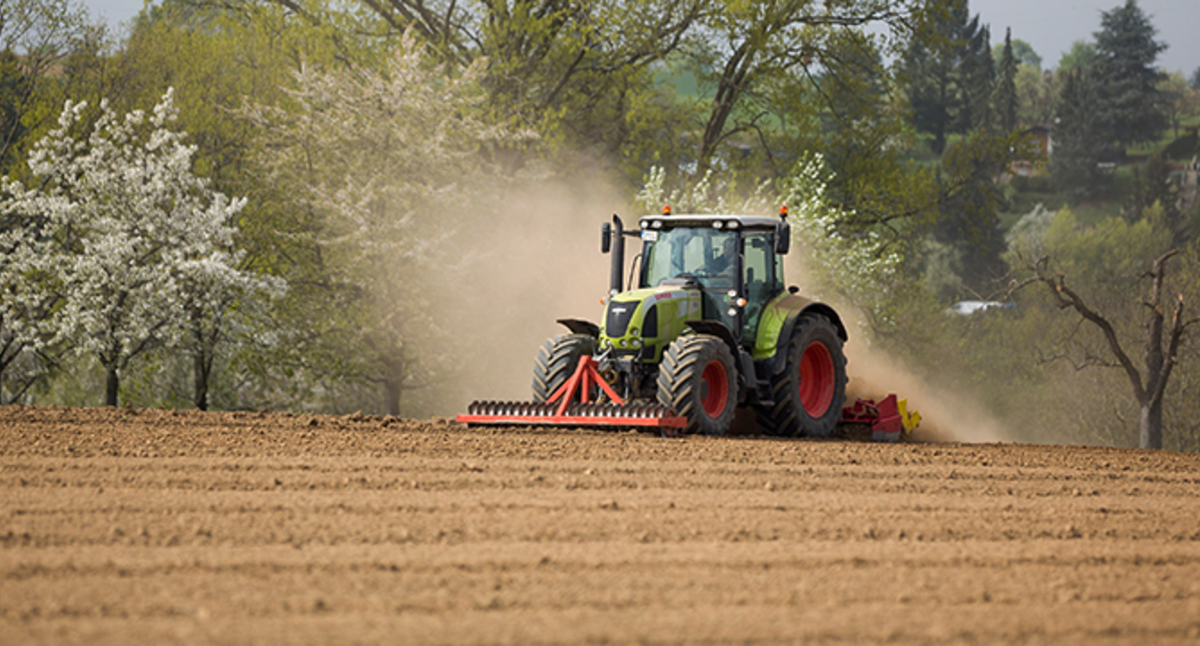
[635,213,790,346]
[594,210,799,403]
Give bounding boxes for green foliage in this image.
[904,0,1005,151]
[923,130,1035,297]
[1003,203,1200,449]
[1159,71,1200,138]
[1052,68,1107,197]
[681,0,928,177]
[244,30,537,416]
[995,28,1017,132]
[903,0,973,152]
[112,0,363,194]
[1128,152,1186,245]
[638,153,908,328]
[1037,206,1171,293]
[991,37,1040,69]
[276,0,705,183]
[0,50,29,175]
[0,0,100,175]
[961,25,994,132]
[1056,40,1095,72]
[1161,132,1198,160]
[1014,63,1058,127]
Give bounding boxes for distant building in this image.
[1025,125,1052,155]
[1181,155,1198,212]
[1011,125,1052,177]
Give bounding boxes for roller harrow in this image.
[458,350,922,442]
[456,355,687,436]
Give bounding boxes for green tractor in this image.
[528,208,849,437]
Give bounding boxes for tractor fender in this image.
[769,302,848,377]
[556,318,599,338]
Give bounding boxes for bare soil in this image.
[2,404,1200,645]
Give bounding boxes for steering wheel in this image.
[670,273,703,286]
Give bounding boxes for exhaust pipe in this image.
[607,214,625,295]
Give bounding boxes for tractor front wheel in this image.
[532,334,597,402]
[757,314,847,438]
[657,335,738,436]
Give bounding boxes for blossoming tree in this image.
[0,89,282,406]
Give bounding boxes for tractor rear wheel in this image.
[657,335,738,436]
[756,314,847,438]
[532,334,597,402]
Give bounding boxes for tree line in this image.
[1,0,1198,451]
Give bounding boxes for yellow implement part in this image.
[898,399,921,436]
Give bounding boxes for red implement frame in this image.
[456,356,687,434]
[840,394,905,443]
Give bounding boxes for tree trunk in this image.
[1139,397,1163,450]
[932,131,946,155]
[383,378,403,417]
[193,351,210,412]
[106,367,119,407]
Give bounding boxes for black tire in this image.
[532,334,597,402]
[755,314,847,438]
[657,335,738,436]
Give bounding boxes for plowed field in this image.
[2,404,1200,644]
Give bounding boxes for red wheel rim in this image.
[799,341,834,417]
[700,360,729,418]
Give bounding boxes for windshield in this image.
[640,228,739,291]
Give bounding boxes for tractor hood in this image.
[600,286,702,361]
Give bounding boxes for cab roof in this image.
[637,214,785,231]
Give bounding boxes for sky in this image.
[959,0,1196,74]
[86,0,1199,75]
[84,0,144,27]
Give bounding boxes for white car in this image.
[947,300,1012,315]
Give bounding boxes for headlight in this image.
[712,221,723,229]
[726,220,740,229]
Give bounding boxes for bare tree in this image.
[1012,251,1200,449]
[0,0,97,167]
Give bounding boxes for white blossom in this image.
[0,89,282,402]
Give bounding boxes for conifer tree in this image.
[1053,68,1106,196]
[1093,0,1167,148]
[905,0,987,150]
[967,25,994,131]
[996,28,1018,132]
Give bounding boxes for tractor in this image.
[462,207,851,438]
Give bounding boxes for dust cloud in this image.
[438,183,1013,445]
[783,253,1013,444]
[441,171,630,411]
[841,335,1011,443]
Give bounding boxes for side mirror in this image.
[601,222,612,254]
[775,222,791,255]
